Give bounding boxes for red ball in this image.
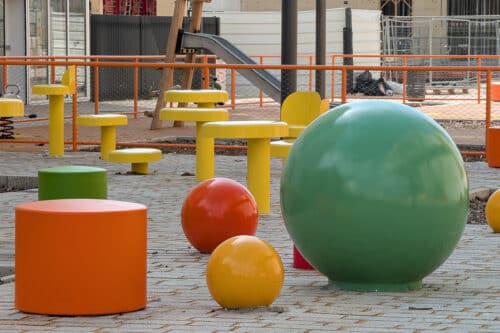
[181,178,259,253]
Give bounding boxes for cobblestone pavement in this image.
[0,151,499,332]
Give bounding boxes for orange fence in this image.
[0,55,499,156]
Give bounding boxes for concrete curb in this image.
[0,176,38,191]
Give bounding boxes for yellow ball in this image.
[486,190,500,232]
[206,235,284,309]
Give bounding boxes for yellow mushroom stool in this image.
[0,99,24,139]
[165,89,228,108]
[200,121,288,214]
[32,66,76,156]
[160,108,228,180]
[76,114,128,160]
[108,148,162,175]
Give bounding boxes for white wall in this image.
[215,8,381,97]
[203,0,241,12]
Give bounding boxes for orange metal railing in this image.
[0,54,499,157]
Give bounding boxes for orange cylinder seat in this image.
[487,127,500,168]
[492,82,500,102]
[15,199,147,315]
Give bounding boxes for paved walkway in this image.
[0,151,499,332]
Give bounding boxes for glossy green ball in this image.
[280,101,469,291]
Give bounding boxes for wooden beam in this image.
[149,0,187,130]
[172,0,206,127]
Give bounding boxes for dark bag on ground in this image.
[353,70,393,96]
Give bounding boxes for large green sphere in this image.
[280,100,468,292]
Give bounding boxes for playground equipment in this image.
[181,178,258,253]
[38,165,107,200]
[76,114,128,160]
[485,190,500,232]
[0,98,24,139]
[15,199,147,315]
[176,31,281,102]
[108,148,162,174]
[199,120,288,214]
[281,100,469,291]
[161,89,229,180]
[148,0,302,128]
[31,66,76,156]
[206,235,284,309]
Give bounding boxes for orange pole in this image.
[341,69,347,104]
[133,58,139,119]
[2,63,7,92]
[485,70,492,156]
[72,87,78,152]
[477,57,482,104]
[203,56,210,89]
[402,57,408,104]
[259,56,264,107]
[231,69,236,110]
[50,58,56,84]
[486,70,492,129]
[309,55,313,91]
[330,55,335,102]
[94,58,100,114]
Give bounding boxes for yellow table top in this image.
[32,84,70,96]
[201,121,288,139]
[76,114,128,127]
[165,89,228,104]
[160,108,228,122]
[0,99,24,117]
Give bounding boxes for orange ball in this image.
[181,178,259,253]
[206,235,284,309]
[486,190,500,232]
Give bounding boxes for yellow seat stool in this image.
[0,99,24,139]
[76,114,128,160]
[270,139,294,160]
[32,66,76,156]
[108,148,162,175]
[160,107,228,180]
[200,121,288,214]
[165,89,228,108]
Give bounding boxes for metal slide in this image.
[179,32,281,102]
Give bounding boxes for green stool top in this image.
[38,165,107,200]
[39,165,107,174]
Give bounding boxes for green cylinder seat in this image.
[38,166,107,200]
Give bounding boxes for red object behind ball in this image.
[181,178,259,253]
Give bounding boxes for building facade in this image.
[0,0,89,101]
[90,1,499,18]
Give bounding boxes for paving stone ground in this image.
[0,151,499,332]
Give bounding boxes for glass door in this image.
[28,0,48,102]
[28,0,88,101]
[0,1,4,57]
[69,0,87,95]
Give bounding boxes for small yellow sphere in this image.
[206,235,284,309]
[486,190,500,232]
